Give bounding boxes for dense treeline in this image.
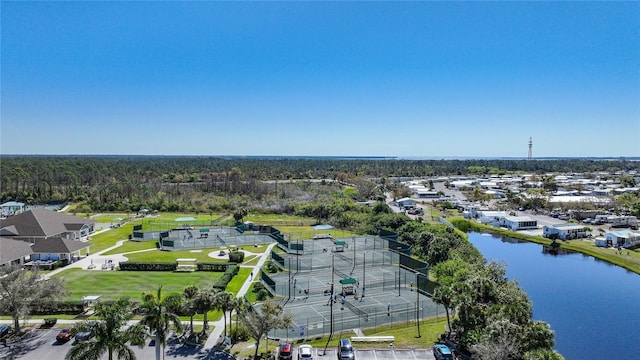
[2,155,639,212]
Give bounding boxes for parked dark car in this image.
[0,325,11,338]
[337,338,355,359]
[56,328,73,342]
[432,344,454,360]
[75,331,93,343]
[278,342,293,360]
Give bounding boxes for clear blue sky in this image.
[2,1,639,158]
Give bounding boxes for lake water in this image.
[468,232,640,360]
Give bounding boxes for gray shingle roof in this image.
[0,237,33,265]
[0,208,95,238]
[30,238,90,254]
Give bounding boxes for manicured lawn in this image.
[226,268,251,294]
[363,316,448,347]
[122,248,231,263]
[55,268,221,301]
[102,240,158,255]
[91,213,133,223]
[244,213,315,225]
[244,257,260,266]
[89,221,144,253]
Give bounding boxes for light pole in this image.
[288,257,291,300]
[324,255,335,355]
[416,274,421,338]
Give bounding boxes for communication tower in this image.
[528,137,533,160]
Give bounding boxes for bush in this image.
[266,261,278,273]
[230,323,250,342]
[256,289,269,301]
[228,251,245,263]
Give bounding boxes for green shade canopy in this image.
[334,241,346,245]
[339,278,357,285]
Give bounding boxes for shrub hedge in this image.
[212,264,239,290]
[31,301,85,315]
[197,262,232,272]
[119,261,234,272]
[119,262,177,271]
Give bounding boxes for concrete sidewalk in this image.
[204,242,277,348]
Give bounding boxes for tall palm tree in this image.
[230,297,249,343]
[65,297,147,360]
[214,291,234,338]
[182,285,199,332]
[140,286,183,360]
[195,288,219,333]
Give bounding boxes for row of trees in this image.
[3,156,638,210]
[370,204,563,359]
[66,285,291,360]
[431,259,560,360]
[0,262,291,360]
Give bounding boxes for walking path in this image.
[38,235,277,351]
[203,242,277,348]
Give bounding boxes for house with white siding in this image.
[543,223,590,240]
[603,230,640,249]
[500,216,538,231]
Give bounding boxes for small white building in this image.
[477,211,510,224]
[500,216,538,231]
[396,197,417,209]
[603,230,640,248]
[543,223,589,240]
[415,188,441,198]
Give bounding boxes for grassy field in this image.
[55,268,222,302]
[121,248,230,263]
[89,221,144,253]
[101,240,158,255]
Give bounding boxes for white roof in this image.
[504,216,535,222]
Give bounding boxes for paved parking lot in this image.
[283,345,436,360]
[0,328,219,360]
[0,328,435,360]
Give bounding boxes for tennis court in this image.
[258,236,446,341]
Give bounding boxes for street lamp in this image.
[323,281,334,355]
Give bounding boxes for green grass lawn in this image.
[122,249,230,263]
[90,213,133,223]
[89,221,144,253]
[55,268,222,301]
[101,240,158,255]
